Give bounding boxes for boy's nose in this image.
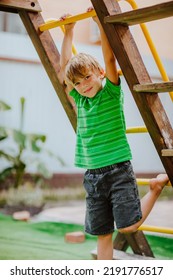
[82,79,89,87]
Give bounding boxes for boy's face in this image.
[72,70,104,98]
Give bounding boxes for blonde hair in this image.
[65,53,104,84]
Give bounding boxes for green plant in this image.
[0,182,85,210]
[0,184,44,208]
[0,98,65,188]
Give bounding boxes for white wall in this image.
[0,32,173,174]
[0,33,76,173]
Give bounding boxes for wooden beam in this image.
[0,0,41,13]
[162,149,173,156]
[125,231,154,257]
[91,249,154,260]
[113,232,129,251]
[113,232,154,257]
[133,81,173,93]
[91,0,173,184]
[19,10,76,131]
[104,1,173,26]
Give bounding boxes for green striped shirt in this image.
[69,78,132,169]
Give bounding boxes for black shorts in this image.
[83,161,142,235]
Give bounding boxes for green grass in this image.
[145,234,173,259]
[0,214,173,260]
[0,214,96,260]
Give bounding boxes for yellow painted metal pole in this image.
[136,178,171,186]
[39,10,96,32]
[139,224,173,235]
[126,126,148,133]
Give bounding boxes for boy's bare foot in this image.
[149,174,169,194]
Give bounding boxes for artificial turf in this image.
[0,214,96,260]
[0,214,173,260]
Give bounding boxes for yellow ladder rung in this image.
[139,224,173,235]
[137,178,171,186]
[126,126,148,133]
[137,178,150,185]
[39,10,96,32]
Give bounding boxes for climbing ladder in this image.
[0,0,173,259]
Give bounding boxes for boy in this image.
[59,8,169,260]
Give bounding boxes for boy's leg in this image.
[97,233,113,260]
[119,174,169,234]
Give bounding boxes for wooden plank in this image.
[91,249,154,260]
[125,231,154,257]
[19,10,76,131]
[91,0,173,185]
[104,1,173,26]
[0,0,41,12]
[133,81,173,93]
[113,232,154,257]
[113,232,129,251]
[162,149,173,156]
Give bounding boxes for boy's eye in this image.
[85,75,90,80]
[74,81,80,86]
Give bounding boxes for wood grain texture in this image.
[134,82,173,93]
[105,1,173,25]
[0,0,41,12]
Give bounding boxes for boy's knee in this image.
[98,233,113,240]
[118,224,138,234]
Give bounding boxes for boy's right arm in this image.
[59,15,76,107]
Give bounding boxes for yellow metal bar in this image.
[119,0,173,101]
[137,178,151,186]
[139,224,173,235]
[136,178,171,186]
[126,126,148,133]
[39,10,96,32]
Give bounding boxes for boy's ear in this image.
[100,69,106,79]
